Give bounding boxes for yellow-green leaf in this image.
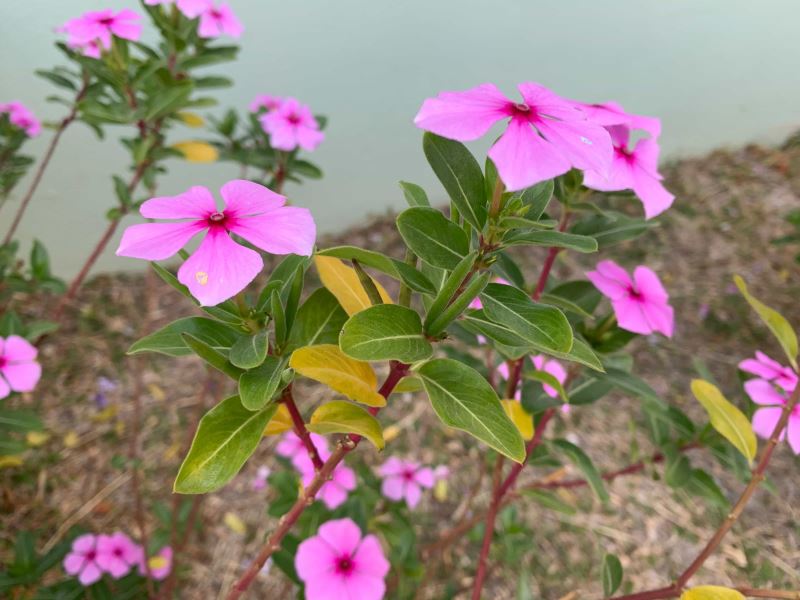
[735,275,798,369]
[263,403,293,436]
[223,511,247,535]
[314,256,392,316]
[681,585,746,600]
[691,379,757,462]
[177,111,205,127]
[289,344,385,407]
[172,140,219,163]
[502,399,534,440]
[307,400,384,449]
[0,455,24,469]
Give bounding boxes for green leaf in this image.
[518,180,553,220]
[238,356,286,411]
[340,304,433,362]
[691,379,757,463]
[685,468,728,509]
[417,359,525,462]
[480,283,573,354]
[424,251,478,333]
[286,288,348,351]
[0,409,43,433]
[519,488,577,515]
[144,82,194,120]
[734,275,798,369]
[571,212,651,248]
[229,329,269,369]
[396,207,470,270]
[602,553,623,597]
[317,246,434,294]
[128,317,241,357]
[174,396,276,493]
[182,333,243,380]
[149,263,241,324]
[505,230,598,253]
[598,368,660,401]
[307,401,384,449]
[524,370,568,403]
[36,69,76,90]
[422,132,487,230]
[550,439,609,502]
[399,181,430,207]
[426,273,490,336]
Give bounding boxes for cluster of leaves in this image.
[0,114,35,199]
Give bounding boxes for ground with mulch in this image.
[2,137,800,599]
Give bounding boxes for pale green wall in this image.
[3,0,799,276]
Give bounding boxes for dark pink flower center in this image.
[113,547,124,557]
[509,102,538,122]
[0,356,6,369]
[402,469,415,481]
[207,211,227,227]
[86,550,97,561]
[627,285,643,300]
[335,555,355,575]
[99,17,115,26]
[211,9,223,19]
[287,113,302,125]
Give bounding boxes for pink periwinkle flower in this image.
[744,378,800,454]
[530,354,567,398]
[59,9,142,58]
[496,361,521,400]
[144,0,212,19]
[378,457,436,509]
[0,335,42,400]
[198,2,243,38]
[138,546,173,580]
[63,534,104,586]
[95,532,143,579]
[581,103,673,219]
[295,518,390,600]
[276,431,328,470]
[414,82,613,191]
[586,260,674,337]
[739,351,798,392]
[259,97,325,152]
[0,102,41,137]
[249,94,284,113]
[116,180,316,306]
[251,465,271,491]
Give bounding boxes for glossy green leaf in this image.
[518,179,554,220]
[128,317,241,357]
[286,288,347,351]
[238,356,286,411]
[174,396,276,493]
[396,207,470,270]
[550,439,609,502]
[182,333,244,380]
[426,272,490,336]
[399,181,430,207]
[307,401,384,449]
[424,252,478,333]
[340,304,433,362]
[734,275,798,369]
[422,132,487,230]
[229,329,269,369]
[417,359,525,462]
[602,553,623,597]
[571,212,651,248]
[505,230,598,253]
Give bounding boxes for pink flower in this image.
[249,94,284,113]
[63,534,104,586]
[586,260,674,337]
[0,335,42,399]
[0,101,41,137]
[295,518,390,600]
[116,180,316,306]
[251,465,271,491]
[744,379,800,454]
[433,465,450,481]
[378,457,436,509]
[414,82,613,191]
[530,354,567,398]
[260,98,325,152]
[139,546,173,580]
[739,351,798,392]
[145,0,213,19]
[496,361,521,400]
[583,119,674,219]
[96,532,142,579]
[575,101,661,139]
[59,9,142,57]
[297,447,357,510]
[276,431,328,470]
[198,2,243,38]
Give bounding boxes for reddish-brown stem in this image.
[613,382,800,600]
[3,80,88,244]
[226,361,409,599]
[282,386,324,470]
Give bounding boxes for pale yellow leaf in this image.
[223,511,247,535]
[434,479,448,502]
[314,256,392,316]
[0,455,24,469]
[263,403,293,436]
[147,383,166,401]
[172,140,219,163]
[92,405,118,423]
[289,344,385,407]
[383,424,401,442]
[681,585,746,600]
[63,431,80,448]
[148,555,169,570]
[691,379,757,463]
[502,399,534,440]
[177,111,205,127]
[26,431,50,447]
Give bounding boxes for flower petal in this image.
[414,83,511,141]
[177,228,263,306]
[63,553,85,576]
[116,221,206,261]
[381,476,405,502]
[2,360,41,392]
[378,457,405,476]
[751,406,785,440]
[744,379,786,406]
[220,179,285,217]
[488,118,571,191]
[78,562,103,586]
[4,335,36,362]
[405,482,422,508]
[317,518,362,556]
[414,467,435,488]
[633,266,669,303]
[0,376,10,400]
[139,186,216,219]
[295,537,337,582]
[518,82,584,121]
[586,260,632,300]
[612,296,652,335]
[229,207,316,256]
[296,126,325,152]
[354,533,390,578]
[534,117,613,174]
[583,152,635,192]
[640,299,674,338]
[786,416,800,455]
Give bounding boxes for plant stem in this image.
[3,80,88,244]
[281,386,324,470]
[613,382,800,600]
[488,177,505,219]
[226,361,409,599]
